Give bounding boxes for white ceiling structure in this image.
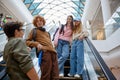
[22,0,86,32]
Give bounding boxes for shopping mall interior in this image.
[0,0,120,80]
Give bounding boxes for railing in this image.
[0,33,117,80]
[84,38,116,80]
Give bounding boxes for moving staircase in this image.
[59,58,82,80]
[0,35,116,80]
[59,38,116,80]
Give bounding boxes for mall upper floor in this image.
[0,0,120,40]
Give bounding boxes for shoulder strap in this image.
[32,28,38,57]
[52,27,59,41]
[61,24,64,29]
[48,32,51,39]
[32,28,37,41]
[59,24,64,34]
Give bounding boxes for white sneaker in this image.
[74,74,81,78]
[67,73,74,77]
[59,73,64,77]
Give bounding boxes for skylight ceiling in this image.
[23,0,86,31]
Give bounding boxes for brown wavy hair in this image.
[59,15,74,34]
[33,15,46,27]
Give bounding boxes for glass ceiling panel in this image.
[24,0,34,4]
[29,3,40,10]
[117,12,120,16]
[113,18,120,23]
[23,0,86,32]
[32,9,41,15]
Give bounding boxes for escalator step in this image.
[64,59,70,66]
[64,58,70,77]
[59,77,82,80]
[64,68,70,76]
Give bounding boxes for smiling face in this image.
[67,16,73,24]
[74,20,81,27]
[33,15,46,28]
[36,18,44,28]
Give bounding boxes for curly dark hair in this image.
[3,21,23,38]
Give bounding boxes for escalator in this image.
[0,35,116,80]
[0,32,9,80]
[85,38,116,80]
[59,38,116,80]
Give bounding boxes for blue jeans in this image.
[56,39,70,74]
[69,39,84,75]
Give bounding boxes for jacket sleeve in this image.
[13,39,34,73]
[82,26,89,37]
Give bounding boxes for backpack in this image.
[32,28,51,41]
[32,28,37,41]
[52,24,64,41]
[52,27,59,41]
[59,24,64,34]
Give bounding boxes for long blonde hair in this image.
[73,21,82,34]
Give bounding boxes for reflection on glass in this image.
[84,40,106,80]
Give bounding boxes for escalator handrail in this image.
[85,38,116,80]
